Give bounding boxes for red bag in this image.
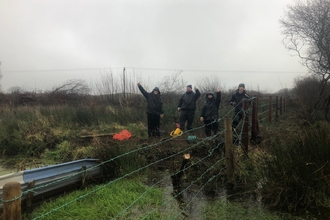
[113,130,132,141]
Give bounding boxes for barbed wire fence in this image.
[1,95,288,219]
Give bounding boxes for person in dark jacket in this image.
[177,85,201,131]
[230,83,250,129]
[200,88,221,137]
[137,82,164,137]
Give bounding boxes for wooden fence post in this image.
[26,180,35,209]
[251,97,260,144]
[3,182,21,220]
[275,96,279,121]
[81,165,87,188]
[269,96,272,123]
[242,99,250,153]
[224,116,234,183]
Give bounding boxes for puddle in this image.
[148,170,211,220]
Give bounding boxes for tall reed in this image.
[260,121,330,213]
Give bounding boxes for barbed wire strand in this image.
[33,133,221,219]
[112,141,225,219]
[11,96,257,202]
[8,96,280,217]
[22,118,223,197]
[173,166,227,219]
[141,157,226,219]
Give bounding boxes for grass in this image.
[26,177,297,220]
[203,199,283,220]
[203,199,320,219]
[2,93,330,219]
[257,117,330,214]
[26,178,176,220]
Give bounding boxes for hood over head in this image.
[205,91,215,99]
[153,87,160,93]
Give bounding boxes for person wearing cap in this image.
[177,85,201,131]
[137,82,164,137]
[200,88,221,137]
[230,83,250,129]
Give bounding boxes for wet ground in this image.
[1,136,329,219]
[143,137,330,220]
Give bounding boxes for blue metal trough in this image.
[0,159,101,208]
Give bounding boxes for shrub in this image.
[259,121,330,213]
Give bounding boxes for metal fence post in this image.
[251,97,260,144]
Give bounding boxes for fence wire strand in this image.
[3,95,285,219]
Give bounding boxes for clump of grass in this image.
[43,140,76,162]
[89,137,147,179]
[259,121,330,213]
[0,106,63,157]
[233,147,269,187]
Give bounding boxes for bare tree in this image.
[197,74,224,94]
[280,0,330,120]
[50,79,89,96]
[158,70,187,93]
[94,69,119,102]
[45,79,89,104]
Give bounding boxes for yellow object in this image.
[170,128,183,137]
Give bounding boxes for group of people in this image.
[137,82,248,138]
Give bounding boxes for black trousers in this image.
[179,110,195,131]
[147,113,160,137]
[204,119,219,137]
[232,109,243,129]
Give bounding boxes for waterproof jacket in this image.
[178,89,201,111]
[201,91,221,121]
[138,85,164,115]
[230,89,250,111]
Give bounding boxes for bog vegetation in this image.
[0,72,329,219]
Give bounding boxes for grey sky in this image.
[0,0,308,93]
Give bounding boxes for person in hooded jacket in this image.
[177,85,201,131]
[200,88,221,137]
[230,83,250,129]
[137,82,164,137]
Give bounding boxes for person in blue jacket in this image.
[137,82,164,137]
[200,88,221,137]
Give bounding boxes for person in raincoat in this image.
[230,83,250,129]
[137,82,164,137]
[177,85,201,131]
[200,88,221,137]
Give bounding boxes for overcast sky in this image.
[0,0,308,93]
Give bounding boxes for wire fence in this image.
[1,95,288,219]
